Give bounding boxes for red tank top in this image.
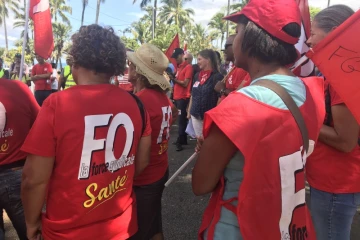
[199,77,325,240]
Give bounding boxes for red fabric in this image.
[224,0,301,44]
[306,10,360,124]
[219,67,250,102]
[165,34,180,73]
[21,84,151,240]
[199,70,212,85]
[307,81,360,193]
[0,79,39,166]
[292,0,315,77]
[134,89,173,185]
[31,62,53,90]
[198,77,325,240]
[117,71,133,92]
[30,0,54,59]
[173,62,193,100]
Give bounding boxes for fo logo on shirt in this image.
[78,113,135,180]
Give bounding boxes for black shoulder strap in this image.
[253,79,309,153]
[129,92,146,135]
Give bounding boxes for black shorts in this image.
[130,169,169,240]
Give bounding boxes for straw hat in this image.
[126,43,171,91]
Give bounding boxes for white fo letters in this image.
[157,106,172,144]
[78,113,134,180]
[279,140,315,239]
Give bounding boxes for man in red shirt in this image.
[0,79,39,240]
[20,25,151,240]
[31,54,53,106]
[172,48,193,151]
[214,35,250,100]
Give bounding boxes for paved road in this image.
[4,126,360,239]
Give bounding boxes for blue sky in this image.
[1,0,360,49]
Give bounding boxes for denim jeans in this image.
[175,98,190,144]
[310,186,360,240]
[0,169,27,240]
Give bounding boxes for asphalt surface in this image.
[4,125,360,239]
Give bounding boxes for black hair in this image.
[237,15,300,66]
[215,51,221,62]
[70,24,126,76]
[51,63,56,68]
[314,5,354,33]
[198,49,219,72]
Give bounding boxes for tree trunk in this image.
[95,0,100,24]
[59,58,62,69]
[154,0,157,34]
[327,0,330,6]
[4,14,8,51]
[226,0,230,39]
[81,3,86,26]
[220,33,224,49]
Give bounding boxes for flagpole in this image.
[19,0,30,80]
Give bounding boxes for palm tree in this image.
[13,0,34,55]
[133,0,158,36]
[230,0,249,12]
[158,0,194,29]
[131,20,151,44]
[0,0,20,50]
[95,0,106,24]
[50,0,72,25]
[81,0,88,26]
[52,22,71,68]
[208,12,227,49]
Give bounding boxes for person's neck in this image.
[247,60,294,80]
[76,69,110,85]
[203,66,212,71]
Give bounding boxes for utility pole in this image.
[328,0,330,7]
[152,7,155,39]
[226,0,230,39]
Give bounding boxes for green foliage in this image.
[158,0,194,29]
[50,0,72,24]
[3,47,33,65]
[120,36,140,51]
[310,6,322,21]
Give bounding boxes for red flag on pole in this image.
[292,0,314,77]
[30,0,54,59]
[165,34,180,72]
[306,10,360,123]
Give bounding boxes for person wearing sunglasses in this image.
[214,35,250,103]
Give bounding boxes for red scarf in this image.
[199,70,212,85]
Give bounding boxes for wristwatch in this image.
[220,88,227,96]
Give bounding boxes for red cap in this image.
[224,0,301,45]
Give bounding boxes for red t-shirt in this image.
[0,79,39,166]
[220,67,251,101]
[135,89,173,185]
[307,81,360,193]
[173,62,193,100]
[21,84,151,240]
[32,62,53,91]
[118,70,133,92]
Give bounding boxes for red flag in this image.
[165,34,180,72]
[306,10,360,123]
[292,0,314,77]
[30,0,54,59]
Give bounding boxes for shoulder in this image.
[212,72,224,79]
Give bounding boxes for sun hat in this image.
[126,43,171,91]
[224,0,301,45]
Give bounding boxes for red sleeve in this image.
[142,110,152,137]
[329,85,344,106]
[47,63,53,73]
[18,82,40,124]
[21,96,56,157]
[31,65,36,76]
[184,65,193,80]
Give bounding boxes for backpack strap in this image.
[253,79,309,153]
[129,92,146,135]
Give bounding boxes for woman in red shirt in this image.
[21,25,151,240]
[306,5,360,240]
[127,43,177,240]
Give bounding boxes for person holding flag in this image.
[191,0,325,239]
[306,5,360,240]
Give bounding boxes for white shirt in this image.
[51,69,58,90]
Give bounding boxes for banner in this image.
[30,0,54,59]
[292,0,314,77]
[165,34,180,72]
[306,10,360,123]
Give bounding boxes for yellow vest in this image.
[64,65,75,89]
[11,74,27,83]
[0,69,4,78]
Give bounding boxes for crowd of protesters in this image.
[0,1,359,240]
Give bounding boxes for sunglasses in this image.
[185,58,188,60]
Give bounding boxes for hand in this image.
[27,221,42,240]
[214,81,226,93]
[195,137,204,153]
[187,113,191,119]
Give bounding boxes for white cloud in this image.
[126,12,145,19]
